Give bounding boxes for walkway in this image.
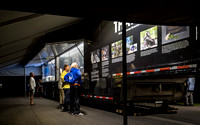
[0,97,200,125]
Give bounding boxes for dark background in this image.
[0,76,42,97]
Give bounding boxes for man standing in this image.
[57,72,64,109]
[61,64,70,111]
[29,72,36,106]
[185,76,195,106]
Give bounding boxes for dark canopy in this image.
[1,1,199,25]
[0,1,199,70]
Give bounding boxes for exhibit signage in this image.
[85,21,196,78]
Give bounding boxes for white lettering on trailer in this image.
[113,21,136,35]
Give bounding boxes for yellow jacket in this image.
[61,70,70,89]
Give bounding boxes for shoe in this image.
[57,105,62,109]
[75,112,84,116]
[70,112,74,115]
[78,113,84,116]
[30,104,35,106]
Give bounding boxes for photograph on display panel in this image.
[111,40,122,58]
[126,35,137,54]
[140,26,158,51]
[101,45,109,61]
[91,49,100,64]
[162,26,190,45]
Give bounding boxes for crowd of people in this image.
[27,62,84,116]
[27,61,196,118]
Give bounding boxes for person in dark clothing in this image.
[64,62,83,116]
[36,79,44,98]
[185,76,195,106]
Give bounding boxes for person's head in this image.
[30,72,34,77]
[70,62,78,69]
[64,64,69,72]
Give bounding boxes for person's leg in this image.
[59,89,62,105]
[189,91,194,106]
[30,90,35,105]
[185,91,190,106]
[33,89,35,103]
[63,89,68,111]
[41,87,44,93]
[70,87,75,114]
[61,89,65,105]
[30,91,33,104]
[41,87,44,97]
[74,86,80,114]
[57,89,62,108]
[66,88,70,111]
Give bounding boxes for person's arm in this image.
[61,71,67,83]
[61,77,65,83]
[64,73,69,83]
[29,78,34,90]
[185,79,190,90]
[33,79,36,88]
[76,69,82,84]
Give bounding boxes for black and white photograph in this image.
[91,49,100,64]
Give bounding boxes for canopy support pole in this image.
[24,67,26,98]
[122,20,127,125]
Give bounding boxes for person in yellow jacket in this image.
[60,64,70,111]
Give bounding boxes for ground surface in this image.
[0,97,200,125]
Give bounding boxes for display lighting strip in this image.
[81,94,113,100]
[112,64,197,76]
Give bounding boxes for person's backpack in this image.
[65,72,75,84]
